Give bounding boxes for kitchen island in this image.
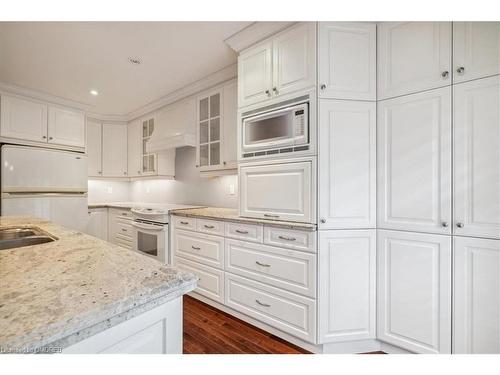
[0,216,196,354]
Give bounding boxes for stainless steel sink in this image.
[0,227,56,250]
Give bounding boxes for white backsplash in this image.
[89,147,238,208]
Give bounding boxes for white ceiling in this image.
[0,22,250,116]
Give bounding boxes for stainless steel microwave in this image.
[241,100,309,156]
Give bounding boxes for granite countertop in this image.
[170,207,317,231]
[0,216,197,353]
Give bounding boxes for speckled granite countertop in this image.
[170,207,317,231]
[0,216,196,353]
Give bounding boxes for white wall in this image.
[87,180,130,203]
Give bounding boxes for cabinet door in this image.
[86,208,108,241]
[319,230,376,343]
[102,123,128,177]
[378,22,451,100]
[47,106,85,148]
[318,22,376,100]
[377,88,452,234]
[239,159,314,223]
[453,22,500,84]
[127,119,142,177]
[272,22,316,97]
[222,80,238,168]
[454,76,500,239]
[0,94,47,142]
[377,230,452,354]
[140,117,157,175]
[453,236,500,353]
[319,100,376,229]
[86,120,102,177]
[238,41,272,107]
[197,90,222,170]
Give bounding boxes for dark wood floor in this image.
[183,295,310,354]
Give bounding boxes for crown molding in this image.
[224,22,296,53]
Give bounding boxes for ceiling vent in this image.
[128,57,142,65]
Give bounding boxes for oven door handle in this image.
[131,221,165,231]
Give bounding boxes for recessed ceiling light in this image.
[128,57,142,65]
[90,90,99,96]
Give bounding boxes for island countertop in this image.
[0,216,196,353]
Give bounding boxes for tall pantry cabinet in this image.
[376,21,500,354]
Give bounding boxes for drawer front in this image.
[115,235,132,249]
[264,227,316,253]
[172,215,196,231]
[111,208,133,220]
[173,229,224,269]
[196,218,225,236]
[225,239,316,297]
[115,221,132,239]
[225,274,316,343]
[174,257,224,304]
[225,222,263,243]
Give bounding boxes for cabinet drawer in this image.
[115,221,132,239]
[225,239,316,297]
[172,216,196,231]
[115,235,132,249]
[225,222,263,243]
[174,257,224,304]
[110,208,133,220]
[196,218,225,236]
[264,227,316,253]
[225,274,316,343]
[173,229,224,269]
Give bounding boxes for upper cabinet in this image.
[102,123,128,178]
[87,119,102,177]
[453,22,500,84]
[0,94,86,151]
[238,23,316,108]
[318,22,376,101]
[196,79,237,173]
[378,22,452,100]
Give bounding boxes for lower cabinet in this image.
[318,230,376,343]
[377,230,452,353]
[86,208,108,241]
[108,208,133,249]
[453,236,500,353]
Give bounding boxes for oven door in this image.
[131,221,167,263]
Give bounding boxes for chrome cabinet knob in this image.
[42,136,47,139]
[320,83,327,90]
[456,222,464,228]
[441,221,449,228]
[456,67,465,74]
[98,171,102,174]
[441,71,449,79]
[49,136,53,140]
[265,89,271,96]
[320,218,326,224]
[123,171,127,175]
[272,87,278,95]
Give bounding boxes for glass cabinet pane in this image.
[143,156,149,172]
[209,118,220,142]
[149,155,155,171]
[210,93,220,117]
[200,121,208,143]
[143,121,148,137]
[200,145,209,166]
[148,119,154,136]
[210,142,220,165]
[200,97,209,121]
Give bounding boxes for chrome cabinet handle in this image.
[204,224,215,229]
[264,214,280,218]
[180,221,189,225]
[191,245,201,250]
[121,228,127,232]
[255,299,271,307]
[441,71,449,79]
[320,83,327,90]
[456,222,464,228]
[121,213,128,216]
[272,87,278,95]
[255,261,271,267]
[456,66,465,74]
[265,89,271,96]
[235,229,249,234]
[441,222,449,228]
[278,235,296,241]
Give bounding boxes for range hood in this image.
[146,97,197,152]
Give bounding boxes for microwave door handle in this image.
[131,222,164,231]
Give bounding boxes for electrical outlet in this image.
[228,184,235,196]
[107,186,113,194]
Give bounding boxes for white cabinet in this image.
[318,22,376,100]
[139,116,157,175]
[127,119,142,177]
[86,208,108,241]
[319,230,376,343]
[378,22,452,100]
[108,208,133,249]
[377,87,452,234]
[239,158,315,223]
[453,236,500,354]
[319,100,376,229]
[102,123,128,177]
[454,76,500,239]
[453,22,500,84]
[238,23,316,108]
[87,120,102,177]
[47,106,85,148]
[377,230,452,354]
[0,94,48,142]
[222,80,238,169]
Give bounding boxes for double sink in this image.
[0,227,56,250]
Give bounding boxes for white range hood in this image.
[146,97,197,152]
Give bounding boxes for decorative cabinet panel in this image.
[102,123,128,177]
[238,23,316,108]
[86,208,108,241]
[378,22,452,100]
[377,230,452,354]
[318,22,376,100]
[454,76,500,239]
[87,119,102,177]
[140,116,157,175]
[127,119,142,177]
[47,105,85,148]
[319,100,376,229]
[453,22,500,84]
[319,230,376,343]
[453,236,500,354]
[377,87,452,234]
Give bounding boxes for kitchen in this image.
[0,9,500,369]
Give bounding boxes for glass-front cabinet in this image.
[197,90,221,170]
[141,116,157,174]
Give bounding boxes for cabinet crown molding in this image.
[224,22,297,53]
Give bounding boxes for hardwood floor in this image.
[183,295,310,354]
